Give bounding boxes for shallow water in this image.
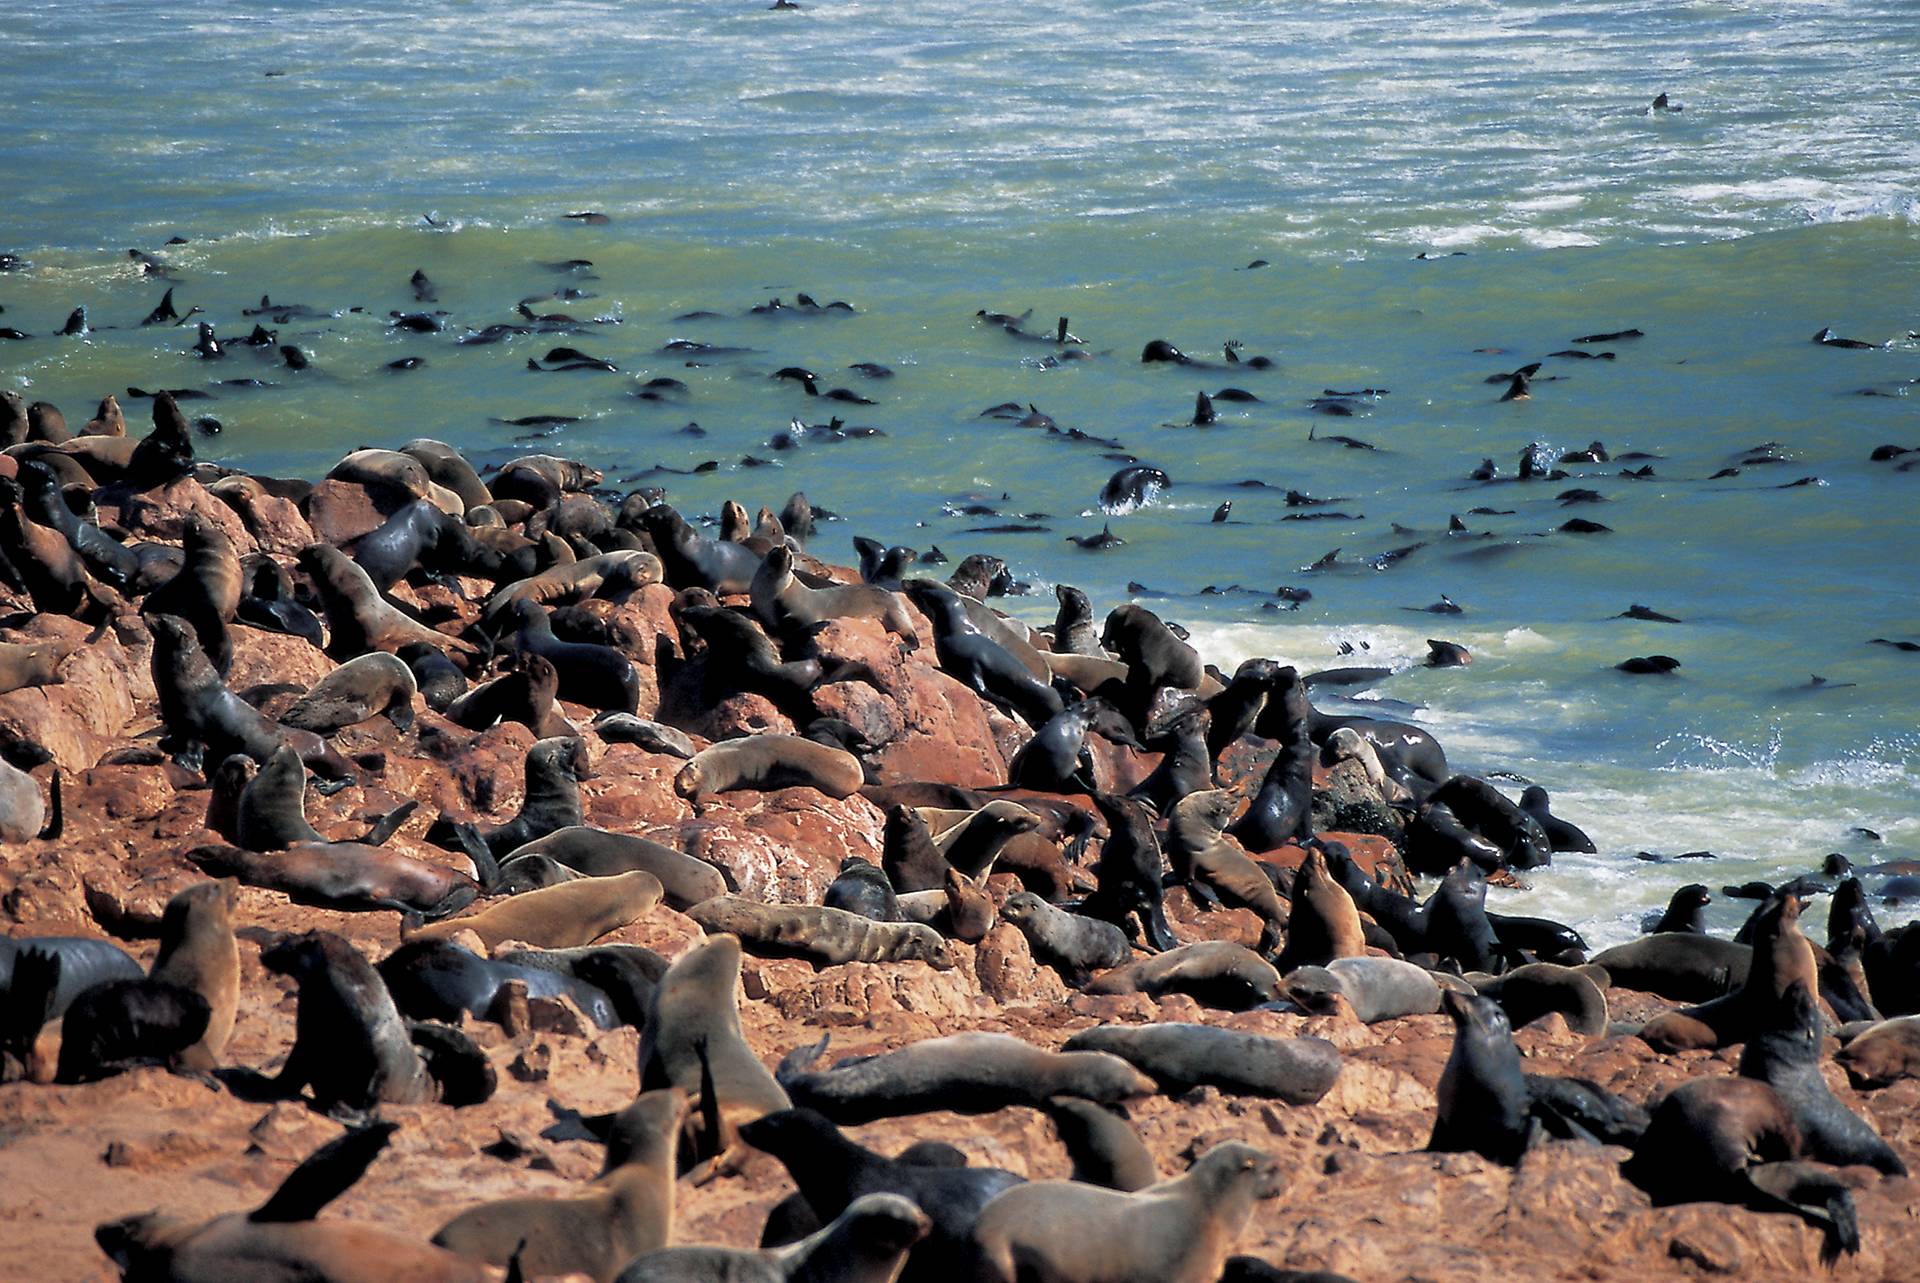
[3,0,1917,945]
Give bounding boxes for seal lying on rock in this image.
[1062,1025,1342,1104]
[687,896,953,969]
[408,869,662,950]
[614,1193,930,1283]
[1085,942,1281,1010]
[675,735,864,800]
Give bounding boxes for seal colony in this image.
[0,406,1912,1282]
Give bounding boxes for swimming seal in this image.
[999,891,1132,983]
[639,934,792,1162]
[1084,941,1281,1010]
[675,734,863,800]
[613,1193,929,1283]
[687,896,953,969]
[95,1123,495,1283]
[971,1141,1281,1283]
[1164,790,1287,952]
[251,930,495,1110]
[432,1089,687,1281]
[1063,1024,1341,1103]
[279,652,418,734]
[777,1031,1155,1124]
[410,869,662,949]
[740,1107,1023,1283]
[501,826,728,909]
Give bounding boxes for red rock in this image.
[112,477,259,553]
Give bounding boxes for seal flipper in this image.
[356,799,420,846]
[249,1121,399,1222]
[427,816,501,889]
[36,771,61,841]
[776,1032,832,1085]
[694,1034,722,1163]
[1,947,61,1067]
[1746,1161,1861,1262]
[407,1020,496,1106]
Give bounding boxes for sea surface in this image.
[3,0,1917,945]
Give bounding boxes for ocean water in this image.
[2,0,1917,945]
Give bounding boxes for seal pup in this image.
[144,880,239,1072]
[676,734,864,800]
[432,1089,688,1281]
[639,934,792,1164]
[971,1141,1282,1283]
[687,896,953,969]
[777,1031,1155,1124]
[1063,1025,1341,1103]
[1164,790,1287,953]
[95,1123,496,1283]
[740,1108,1022,1283]
[1006,697,1141,793]
[613,1193,929,1283]
[248,930,495,1112]
[1000,892,1132,984]
[409,870,662,950]
[823,856,901,921]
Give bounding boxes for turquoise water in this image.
[3,0,1917,944]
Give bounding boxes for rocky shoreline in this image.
[0,394,1914,1282]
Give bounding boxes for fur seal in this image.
[972,1141,1282,1283]
[1648,883,1712,934]
[592,712,699,758]
[614,1193,929,1283]
[0,637,73,697]
[1007,697,1140,793]
[823,856,900,921]
[1231,666,1315,852]
[445,652,565,735]
[1084,941,1281,1009]
[484,549,662,622]
[251,930,495,1110]
[378,937,620,1029]
[675,734,863,800]
[753,544,916,644]
[502,598,642,713]
[894,867,995,942]
[639,934,792,1161]
[1518,785,1595,853]
[401,640,468,712]
[1165,790,1287,952]
[1409,775,1552,873]
[688,896,953,969]
[1279,955,1442,1023]
[1429,989,1535,1163]
[1063,1025,1341,1103]
[278,652,418,734]
[1000,892,1131,983]
[741,1107,1022,1283]
[136,881,238,1072]
[326,448,465,513]
[145,614,353,783]
[1740,980,1905,1175]
[433,1089,687,1281]
[1274,845,1366,972]
[502,826,728,909]
[1468,961,1609,1036]
[233,743,336,850]
[436,734,591,859]
[1590,932,1750,1001]
[0,738,58,844]
[1084,793,1178,952]
[1043,1097,1158,1191]
[96,1123,495,1283]
[905,579,1062,727]
[926,799,1042,879]
[297,544,477,658]
[1837,1015,1920,1088]
[349,498,479,591]
[1101,603,1203,726]
[410,870,662,950]
[187,842,480,918]
[634,504,762,593]
[778,1031,1155,1124]
[1639,893,1817,1051]
[400,438,492,512]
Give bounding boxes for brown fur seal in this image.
[83,393,127,437]
[400,438,493,512]
[689,896,951,969]
[0,637,73,696]
[326,447,465,513]
[252,930,494,1111]
[1469,961,1610,1036]
[296,543,478,658]
[234,743,328,850]
[148,613,352,780]
[777,1031,1155,1124]
[502,826,728,909]
[145,880,240,1072]
[278,652,418,734]
[926,799,1043,879]
[1043,1097,1159,1191]
[187,842,480,918]
[1640,892,1818,1052]
[1838,1015,1920,1088]
[751,544,917,644]
[140,515,242,675]
[675,734,863,800]
[483,549,662,623]
[1273,845,1365,972]
[893,867,995,941]
[442,734,593,858]
[1589,932,1751,1002]
[1165,790,1287,952]
[1281,956,1442,1023]
[639,934,792,1161]
[972,1141,1282,1283]
[410,869,662,949]
[999,892,1131,984]
[444,652,566,736]
[433,1089,687,1281]
[613,1193,929,1283]
[1063,1025,1342,1103]
[0,740,58,844]
[1085,941,1282,1010]
[96,1123,495,1283]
